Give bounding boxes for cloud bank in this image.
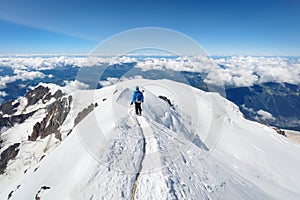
[0,69,45,89]
[99,76,143,87]
[0,55,299,88]
[257,109,275,121]
[61,80,89,94]
[134,56,300,87]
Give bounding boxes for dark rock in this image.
[41,186,51,190]
[0,86,64,134]
[29,95,72,141]
[158,95,173,107]
[35,186,51,200]
[0,111,36,133]
[8,191,13,199]
[0,138,3,149]
[7,185,21,199]
[26,85,50,106]
[0,100,19,115]
[42,89,63,104]
[74,103,95,126]
[273,127,286,137]
[66,129,72,136]
[39,155,46,161]
[53,90,63,99]
[30,122,41,141]
[0,143,20,174]
[25,85,64,107]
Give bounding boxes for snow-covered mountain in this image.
[1,79,300,200]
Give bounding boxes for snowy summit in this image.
[0,79,300,200]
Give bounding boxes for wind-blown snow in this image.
[1,79,300,199]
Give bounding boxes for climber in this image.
[130,86,144,116]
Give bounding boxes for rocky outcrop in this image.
[25,86,50,106]
[26,85,64,106]
[35,186,51,200]
[158,95,173,107]
[29,95,72,141]
[0,138,3,149]
[0,111,36,133]
[273,127,286,137]
[0,85,64,133]
[0,143,20,174]
[74,103,96,126]
[42,90,63,104]
[0,100,19,115]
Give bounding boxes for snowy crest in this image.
[71,27,226,173]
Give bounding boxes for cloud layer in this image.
[134,56,300,87]
[0,69,45,89]
[0,55,299,88]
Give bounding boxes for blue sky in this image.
[0,0,299,55]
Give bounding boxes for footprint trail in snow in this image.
[130,110,169,200]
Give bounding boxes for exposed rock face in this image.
[0,138,3,148]
[0,85,64,133]
[25,85,50,106]
[42,90,63,104]
[74,103,95,126]
[158,95,173,107]
[0,100,19,115]
[35,186,51,200]
[0,84,71,142]
[0,143,20,174]
[26,85,64,106]
[0,111,36,133]
[273,127,286,137]
[29,95,72,141]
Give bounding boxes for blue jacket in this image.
[131,89,144,103]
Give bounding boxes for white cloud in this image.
[211,56,300,87]
[14,69,45,80]
[0,56,137,70]
[0,55,299,87]
[0,91,7,97]
[61,80,89,94]
[242,105,275,121]
[0,76,16,89]
[135,55,300,87]
[0,70,45,89]
[257,109,275,121]
[99,76,143,87]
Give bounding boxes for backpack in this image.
[135,91,143,103]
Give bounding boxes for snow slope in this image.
[1,79,300,200]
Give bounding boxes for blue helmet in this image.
[135,86,139,90]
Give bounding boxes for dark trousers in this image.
[135,102,142,115]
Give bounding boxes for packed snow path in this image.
[130,108,169,200]
[129,109,145,200]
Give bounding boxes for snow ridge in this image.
[1,79,300,199]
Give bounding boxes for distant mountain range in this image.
[226,82,300,131]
